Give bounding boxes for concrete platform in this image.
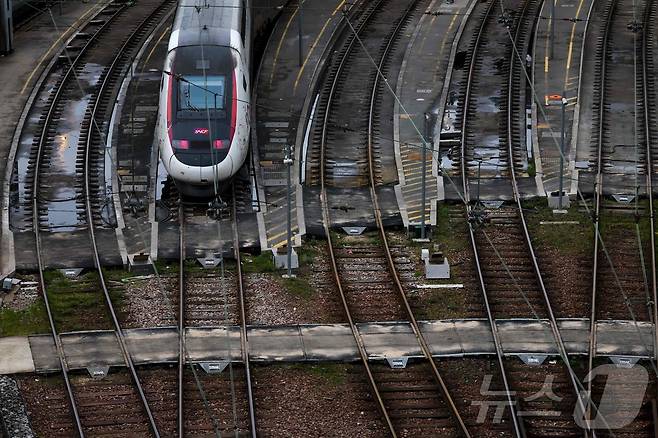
[532,0,593,197]
[3,318,654,374]
[0,337,34,373]
[394,0,474,227]
[254,0,352,250]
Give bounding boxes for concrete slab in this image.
[5,318,657,375]
[186,327,242,362]
[0,337,34,373]
[418,320,469,356]
[299,324,357,361]
[61,331,123,369]
[596,321,654,358]
[497,320,558,354]
[557,319,590,354]
[248,326,305,362]
[28,335,59,372]
[448,320,495,355]
[358,322,422,359]
[125,328,178,364]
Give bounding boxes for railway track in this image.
[586,0,658,433]
[176,185,256,437]
[447,0,595,434]
[313,0,473,435]
[27,0,177,435]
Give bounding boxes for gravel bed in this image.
[1,277,39,312]
[437,358,514,437]
[253,364,386,437]
[118,275,177,328]
[14,374,73,437]
[387,229,484,320]
[535,247,592,318]
[245,241,343,325]
[0,376,35,438]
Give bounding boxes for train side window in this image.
[240,2,246,45]
[243,75,247,92]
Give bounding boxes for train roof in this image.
[168,0,243,51]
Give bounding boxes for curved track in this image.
[316,0,471,435]
[29,0,176,435]
[586,0,658,433]
[453,0,592,435]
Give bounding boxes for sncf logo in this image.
[194,128,209,135]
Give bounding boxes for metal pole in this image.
[297,0,303,67]
[285,145,293,277]
[550,0,556,60]
[559,91,566,209]
[421,113,429,239]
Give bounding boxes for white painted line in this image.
[415,284,464,289]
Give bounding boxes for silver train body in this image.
[157,0,251,197]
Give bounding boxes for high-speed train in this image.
[156,0,251,197]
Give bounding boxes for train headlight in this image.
[172,139,190,149]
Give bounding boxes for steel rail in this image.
[456,0,523,435]
[81,3,179,436]
[640,0,658,372]
[586,0,619,422]
[365,1,470,436]
[586,0,658,432]
[504,0,595,435]
[30,3,127,436]
[640,0,658,430]
[177,203,185,437]
[177,186,257,437]
[318,0,397,435]
[231,183,258,438]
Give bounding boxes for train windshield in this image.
[179,75,226,111]
[167,45,239,166]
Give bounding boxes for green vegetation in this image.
[527,160,536,178]
[279,276,314,300]
[42,270,120,332]
[433,202,469,252]
[297,242,320,266]
[522,198,594,254]
[420,287,467,320]
[598,202,652,246]
[153,258,176,274]
[239,241,319,299]
[289,363,347,386]
[0,302,49,337]
[0,269,128,336]
[241,252,276,273]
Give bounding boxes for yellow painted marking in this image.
[21,5,99,94]
[293,0,346,93]
[269,227,300,244]
[564,0,586,88]
[143,26,170,69]
[268,7,299,87]
[434,14,459,83]
[417,15,437,55]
